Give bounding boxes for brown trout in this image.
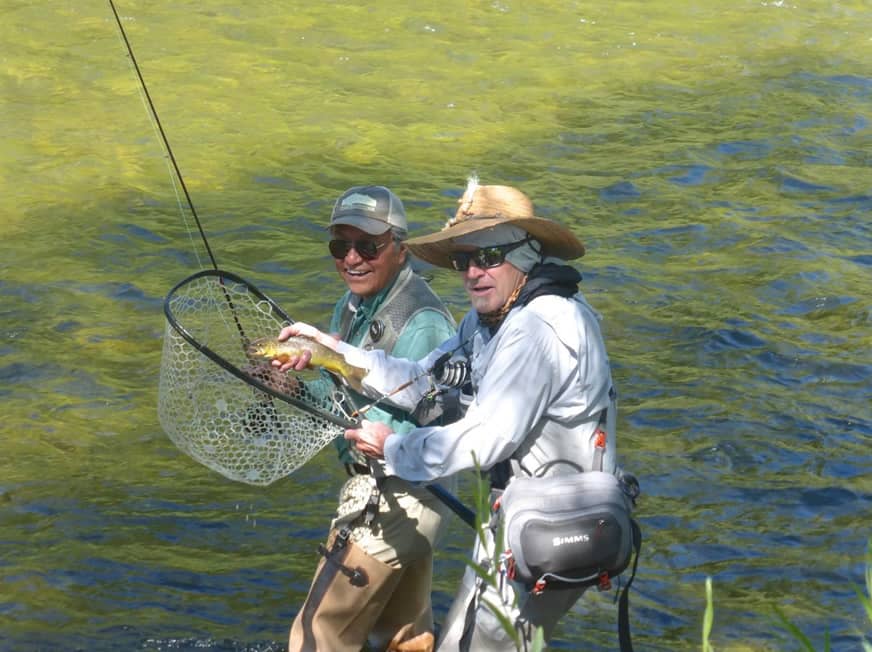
[246,335,365,391]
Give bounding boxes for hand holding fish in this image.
[271,323,340,373]
[282,322,339,348]
[246,324,366,392]
[345,419,392,460]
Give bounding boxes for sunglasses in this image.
[329,238,391,261]
[448,238,531,272]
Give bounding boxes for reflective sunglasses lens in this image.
[329,239,381,260]
[355,240,380,259]
[449,252,471,271]
[329,240,350,259]
[450,240,526,271]
[480,247,506,268]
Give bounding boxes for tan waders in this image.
[288,475,448,652]
[288,533,433,651]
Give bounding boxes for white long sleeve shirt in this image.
[339,292,617,483]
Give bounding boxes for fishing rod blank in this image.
[113,2,476,528]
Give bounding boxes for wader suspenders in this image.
[314,470,383,582]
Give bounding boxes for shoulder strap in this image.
[358,266,453,351]
[617,518,642,652]
[336,292,359,341]
[591,406,610,471]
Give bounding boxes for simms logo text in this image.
[552,534,590,547]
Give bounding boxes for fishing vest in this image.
[338,265,453,350]
[337,265,456,424]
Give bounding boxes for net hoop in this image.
[162,268,357,429]
[158,269,359,486]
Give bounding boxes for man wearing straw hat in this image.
[276,176,620,650]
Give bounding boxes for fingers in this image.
[277,325,296,342]
[272,349,312,373]
[278,323,341,355]
[274,324,315,371]
[344,427,361,443]
[279,322,321,342]
[344,420,390,459]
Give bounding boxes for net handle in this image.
[162,268,360,430]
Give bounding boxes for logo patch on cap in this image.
[339,192,378,213]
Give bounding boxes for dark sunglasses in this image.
[448,238,531,272]
[329,238,391,261]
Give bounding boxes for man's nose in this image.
[344,247,364,264]
[464,263,485,278]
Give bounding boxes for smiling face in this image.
[330,224,406,298]
[461,257,526,314]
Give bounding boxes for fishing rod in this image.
[109,0,251,348]
[352,346,471,418]
[110,2,476,529]
[108,0,218,271]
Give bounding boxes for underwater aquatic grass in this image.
[858,539,872,652]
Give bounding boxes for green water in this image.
[2,1,870,650]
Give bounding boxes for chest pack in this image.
[494,463,642,651]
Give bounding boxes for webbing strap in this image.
[617,519,643,652]
[362,472,383,527]
[301,528,367,651]
[457,560,495,652]
[592,433,605,472]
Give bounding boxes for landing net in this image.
[158,269,358,486]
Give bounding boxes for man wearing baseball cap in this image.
[287,185,457,652]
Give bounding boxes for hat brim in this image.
[406,216,585,269]
[329,214,395,236]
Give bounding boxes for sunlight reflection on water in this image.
[1,1,870,650]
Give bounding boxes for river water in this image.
[1,1,870,650]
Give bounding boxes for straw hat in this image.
[406,177,585,269]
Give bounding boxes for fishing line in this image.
[113,1,475,527]
[109,0,250,347]
[109,0,216,271]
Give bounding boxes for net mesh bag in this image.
[158,269,358,486]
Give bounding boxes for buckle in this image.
[345,463,371,477]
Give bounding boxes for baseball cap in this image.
[329,186,408,238]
